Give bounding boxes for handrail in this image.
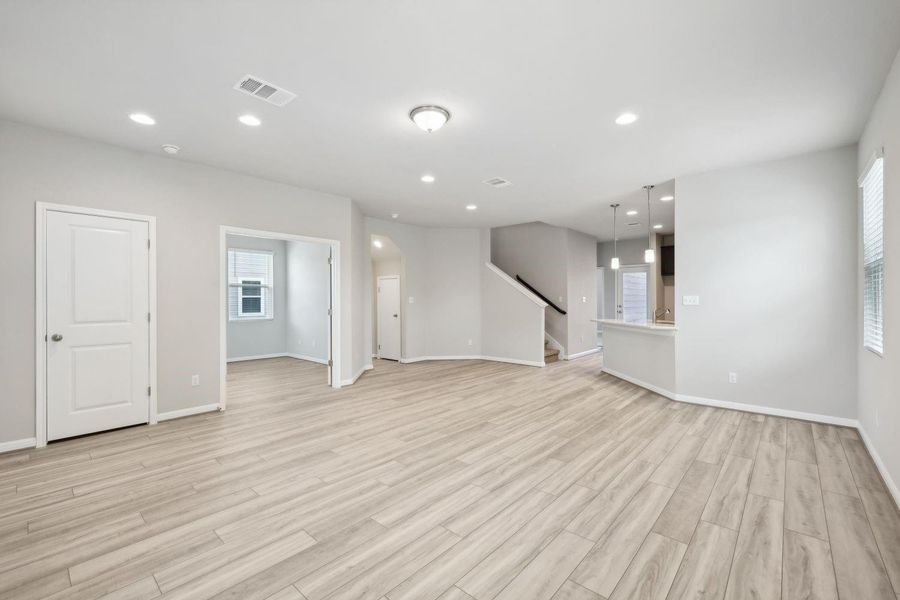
[484,263,548,308]
[515,276,567,315]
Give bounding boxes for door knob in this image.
[393,314,398,318]
[50,334,63,342]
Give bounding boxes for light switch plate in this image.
[408,297,415,304]
[682,295,700,306]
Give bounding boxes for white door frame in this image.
[35,202,158,448]
[220,226,341,411]
[375,275,401,360]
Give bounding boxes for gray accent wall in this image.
[0,119,362,444]
[857,49,900,493]
[674,145,858,420]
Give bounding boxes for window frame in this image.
[860,151,885,357]
[227,248,274,322]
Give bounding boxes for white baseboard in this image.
[226,352,288,363]
[481,355,546,368]
[601,368,678,400]
[566,347,601,361]
[285,353,328,365]
[400,355,544,368]
[858,426,900,509]
[0,437,36,454]
[341,364,373,386]
[157,404,221,422]
[601,367,859,428]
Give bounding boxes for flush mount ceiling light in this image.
[129,113,155,125]
[660,195,674,202]
[643,185,656,264]
[626,210,638,216]
[391,213,399,219]
[238,114,262,126]
[610,204,620,270]
[372,239,383,248]
[161,144,180,155]
[615,112,638,125]
[465,204,477,211]
[653,224,663,229]
[410,105,450,133]
[420,174,435,183]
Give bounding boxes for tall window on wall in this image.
[228,249,274,320]
[861,155,884,355]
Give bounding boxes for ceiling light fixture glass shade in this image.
[410,105,450,132]
[643,185,656,263]
[420,174,435,183]
[129,113,155,125]
[610,203,621,270]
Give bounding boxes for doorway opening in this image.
[220,226,340,410]
[371,234,404,362]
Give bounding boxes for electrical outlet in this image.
[580,335,584,342]
[558,296,563,303]
[191,374,200,387]
[408,296,415,304]
[467,339,473,346]
[312,340,316,347]
[582,296,587,303]
[728,372,737,384]
[683,295,700,306]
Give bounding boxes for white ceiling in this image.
[1,0,898,240]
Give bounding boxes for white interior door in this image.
[46,211,151,441]
[616,265,651,324]
[376,276,401,360]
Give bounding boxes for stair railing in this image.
[515,276,567,315]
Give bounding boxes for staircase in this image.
[544,339,560,364]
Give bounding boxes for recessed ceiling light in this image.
[615,112,638,125]
[372,240,383,248]
[420,174,435,183]
[238,114,261,126]
[161,144,179,155]
[626,210,638,216]
[410,105,450,133]
[653,224,663,229]
[129,113,155,125]
[660,195,674,202]
[465,204,477,211]
[391,213,399,219]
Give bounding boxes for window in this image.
[862,156,884,355]
[228,249,274,320]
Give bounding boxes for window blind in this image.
[621,270,649,324]
[862,157,884,354]
[227,249,274,320]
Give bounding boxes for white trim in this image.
[157,404,221,422]
[858,426,900,509]
[220,225,342,412]
[858,147,885,184]
[596,319,678,335]
[399,355,545,368]
[602,367,859,428]
[35,202,158,447]
[480,356,546,368]
[0,438,37,454]
[286,353,329,365]
[341,363,373,386]
[226,352,290,363]
[565,347,601,360]
[601,367,678,400]
[484,262,549,308]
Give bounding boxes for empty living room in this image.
[2,1,900,599]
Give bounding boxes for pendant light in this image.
[610,203,621,270]
[643,185,656,263]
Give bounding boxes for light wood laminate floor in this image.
[2,355,899,600]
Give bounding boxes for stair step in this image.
[544,347,560,364]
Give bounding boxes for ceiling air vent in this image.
[233,75,297,107]
[627,221,641,226]
[483,177,512,188]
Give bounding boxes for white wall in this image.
[491,222,569,348]
[286,240,331,362]
[481,263,546,365]
[675,145,858,420]
[225,236,287,360]
[857,49,900,494]
[566,229,599,356]
[0,119,361,445]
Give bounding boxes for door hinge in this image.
[147,386,151,396]
[147,312,151,323]
[327,359,333,367]
[147,239,151,249]
[327,308,332,316]
[327,256,333,265]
